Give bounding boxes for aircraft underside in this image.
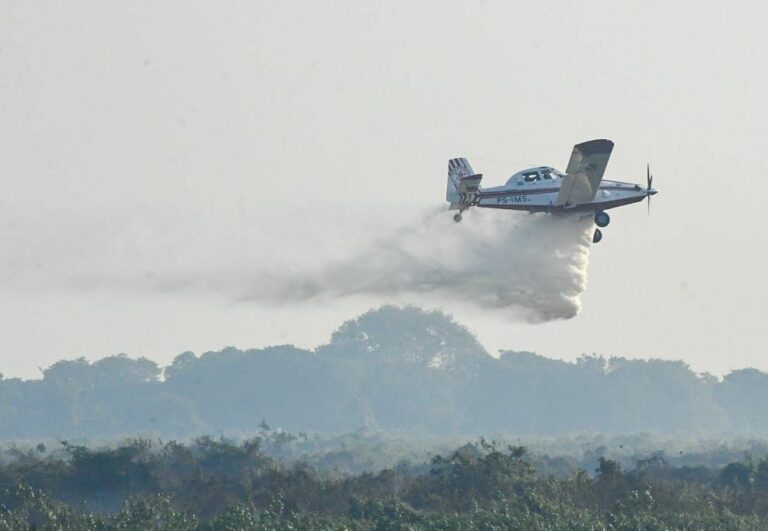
[455,187,648,243]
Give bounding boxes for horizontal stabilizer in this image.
[447,158,482,206]
[458,173,482,193]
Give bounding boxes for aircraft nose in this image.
[647,189,658,196]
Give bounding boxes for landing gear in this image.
[453,213,463,223]
[594,211,610,228]
[593,228,603,243]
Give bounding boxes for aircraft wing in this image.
[554,139,614,207]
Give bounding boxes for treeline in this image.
[1,306,767,440]
[3,437,768,529]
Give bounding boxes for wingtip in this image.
[575,139,614,154]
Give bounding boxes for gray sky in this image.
[1,0,767,379]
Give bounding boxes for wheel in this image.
[592,228,603,243]
[453,213,462,223]
[594,211,610,227]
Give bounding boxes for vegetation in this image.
[3,437,768,529]
[1,306,767,442]
[2,306,768,527]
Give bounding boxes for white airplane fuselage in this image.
[475,168,655,215]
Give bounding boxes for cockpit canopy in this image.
[505,166,566,186]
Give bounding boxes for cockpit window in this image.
[507,167,565,186]
[522,171,539,183]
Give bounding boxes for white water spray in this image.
[253,208,595,322]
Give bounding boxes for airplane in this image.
[445,139,657,243]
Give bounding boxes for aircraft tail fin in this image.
[447,158,482,208]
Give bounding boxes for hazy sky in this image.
[2,0,767,379]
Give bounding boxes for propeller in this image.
[646,163,654,215]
